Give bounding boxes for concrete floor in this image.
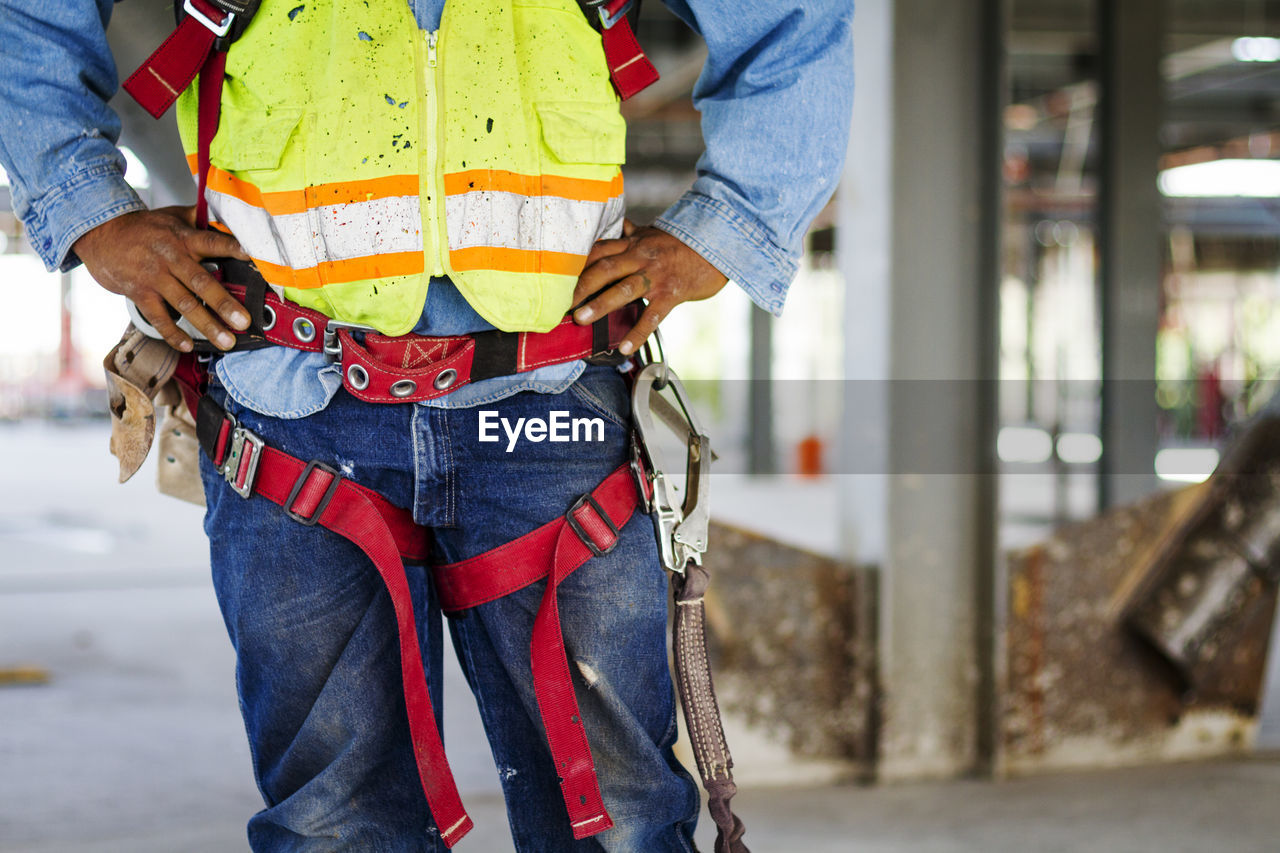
[4,421,1280,852]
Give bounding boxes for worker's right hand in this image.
[72,206,252,352]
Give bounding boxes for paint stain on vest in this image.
[486,117,494,133]
[288,5,304,21]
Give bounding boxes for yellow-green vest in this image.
[176,0,626,335]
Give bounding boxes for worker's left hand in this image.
[572,219,729,355]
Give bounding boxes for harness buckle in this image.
[598,0,635,29]
[284,460,342,526]
[183,0,235,39]
[323,320,378,361]
[566,493,620,558]
[218,417,264,498]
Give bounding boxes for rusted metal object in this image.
[1115,417,1280,691]
[1004,460,1277,772]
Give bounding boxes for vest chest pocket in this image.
[210,107,305,173]
[531,100,627,258]
[535,102,626,167]
[205,105,314,279]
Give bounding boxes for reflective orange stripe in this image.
[252,251,425,290]
[191,153,618,214]
[188,155,420,214]
[443,170,623,203]
[450,246,586,276]
[303,175,420,207]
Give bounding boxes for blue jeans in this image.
[199,364,699,852]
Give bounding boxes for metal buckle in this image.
[566,493,620,558]
[323,320,377,361]
[218,417,264,498]
[284,461,342,526]
[598,0,635,30]
[183,0,235,38]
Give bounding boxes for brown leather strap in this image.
[673,563,750,853]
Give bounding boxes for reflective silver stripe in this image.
[206,190,303,269]
[204,185,621,280]
[446,191,624,256]
[308,196,424,259]
[207,189,425,268]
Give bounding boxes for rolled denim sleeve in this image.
[655,0,854,315]
[0,0,144,271]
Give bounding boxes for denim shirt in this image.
[0,0,854,415]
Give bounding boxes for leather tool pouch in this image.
[103,326,206,507]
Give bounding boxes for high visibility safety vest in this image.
[174,0,627,336]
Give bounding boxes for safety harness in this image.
[124,3,745,850]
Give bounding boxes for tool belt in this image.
[105,263,749,850]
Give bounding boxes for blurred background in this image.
[5,0,1280,850]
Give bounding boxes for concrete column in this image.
[1098,0,1164,507]
[837,0,892,567]
[748,305,776,474]
[838,0,999,780]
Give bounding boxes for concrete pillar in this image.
[1098,0,1164,507]
[748,305,776,474]
[837,0,999,780]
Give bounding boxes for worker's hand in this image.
[572,219,729,355]
[73,206,252,352]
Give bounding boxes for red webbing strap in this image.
[432,466,640,838]
[122,0,226,119]
[195,51,228,231]
[214,428,471,846]
[599,0,660,100]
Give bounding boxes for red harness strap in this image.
[196,391,641,845]
[123,0,230,230]
[200,399,475,846]
[597,0,661,100]
[432,466,641,839]
[122,0,230,119]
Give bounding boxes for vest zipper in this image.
[421,29,446,278]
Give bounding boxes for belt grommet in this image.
[261,305,277,332]
[347,363,370,391]
[293,317,316,344]
[433,368,458,390]
[390,379,418,398]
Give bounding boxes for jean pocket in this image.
[565,365,631,431]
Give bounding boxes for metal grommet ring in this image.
[390,379,418,398]
[347,364,370,391]
[261,305,277,332]
[433,368,458,391]
[293,317,316,344]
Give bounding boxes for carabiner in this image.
[631,360,711,574]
